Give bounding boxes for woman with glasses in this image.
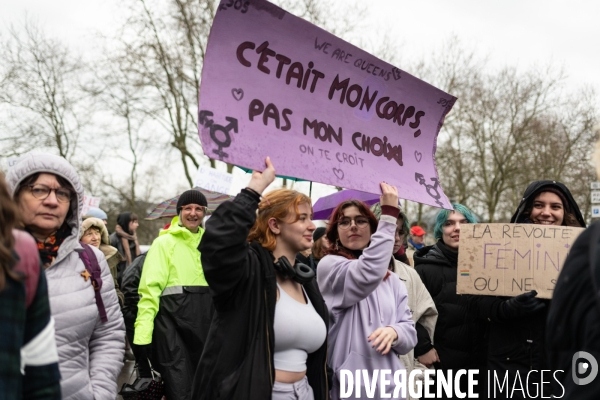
[370,203,438,400]
[131,189,215,400]
[6,153,125,400]
[317,185,417,399]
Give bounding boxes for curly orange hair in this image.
[247,189,312,251]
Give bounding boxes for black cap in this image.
[176,189,208,213]
[313,227,326,242]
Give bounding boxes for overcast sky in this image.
[4,0,599,91]
[3,0,599,205]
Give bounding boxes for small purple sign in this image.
[198,0,456,208]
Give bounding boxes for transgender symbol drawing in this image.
[199,110,239,160]
[415,173,444,207]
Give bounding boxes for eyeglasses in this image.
[28,184,72,203]
[181,205,208,214]
[337,217,369,230]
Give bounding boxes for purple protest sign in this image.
[198,0,456,208]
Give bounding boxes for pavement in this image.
[116,359,136,400]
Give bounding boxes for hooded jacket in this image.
[192,189,330,400]
[317,215,417,400]
[81,217,125,306]
[7,153,125,400]
[134,215,213,400]
[110,211,140,286]
[472,181,586,398]
[511,180,585,227]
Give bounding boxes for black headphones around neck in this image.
[273,255,315,284]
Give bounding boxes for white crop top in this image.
[273,283,327,372]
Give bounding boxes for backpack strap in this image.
[79,243,108,323]
[13,230,41,309]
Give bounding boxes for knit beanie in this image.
[177,189,208,213]
[313,227,326,242]
[85,207,108,220]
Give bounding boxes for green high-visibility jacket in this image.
[133,216,207,345]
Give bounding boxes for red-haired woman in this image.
[192,158,329,400]
[317,184,417,400]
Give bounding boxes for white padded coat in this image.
[7,153,125,400]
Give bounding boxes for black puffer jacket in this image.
[547,221,600,399]
[414,241,488,373]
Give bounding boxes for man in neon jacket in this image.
[132,189,214,400]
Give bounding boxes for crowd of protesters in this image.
[0,152,598,400]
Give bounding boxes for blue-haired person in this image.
[413,204,488,398]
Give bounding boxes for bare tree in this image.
[409,39,598,222]
[0,20,91,160]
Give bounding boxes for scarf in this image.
[115,225,140,266]
[28,223,72,268]
[436,240,458,268]
[409,238,425,250]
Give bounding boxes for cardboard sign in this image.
[81,195,101,217]
[193,166,233,194]
[198,0,456,209]
[456,224,585,299]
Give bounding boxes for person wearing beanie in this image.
[84,207,108,225]
[131,189,214,399]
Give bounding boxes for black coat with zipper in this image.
[191,189,330,400]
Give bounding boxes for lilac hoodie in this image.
[318,215,417,400]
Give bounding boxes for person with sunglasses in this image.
[317,185,417,399]
[132,189,215,399]
[7,153,125,400]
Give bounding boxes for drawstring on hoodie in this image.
[376,290,384,323]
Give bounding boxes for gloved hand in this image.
[499,290,546,320]
[131,344,153,378]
